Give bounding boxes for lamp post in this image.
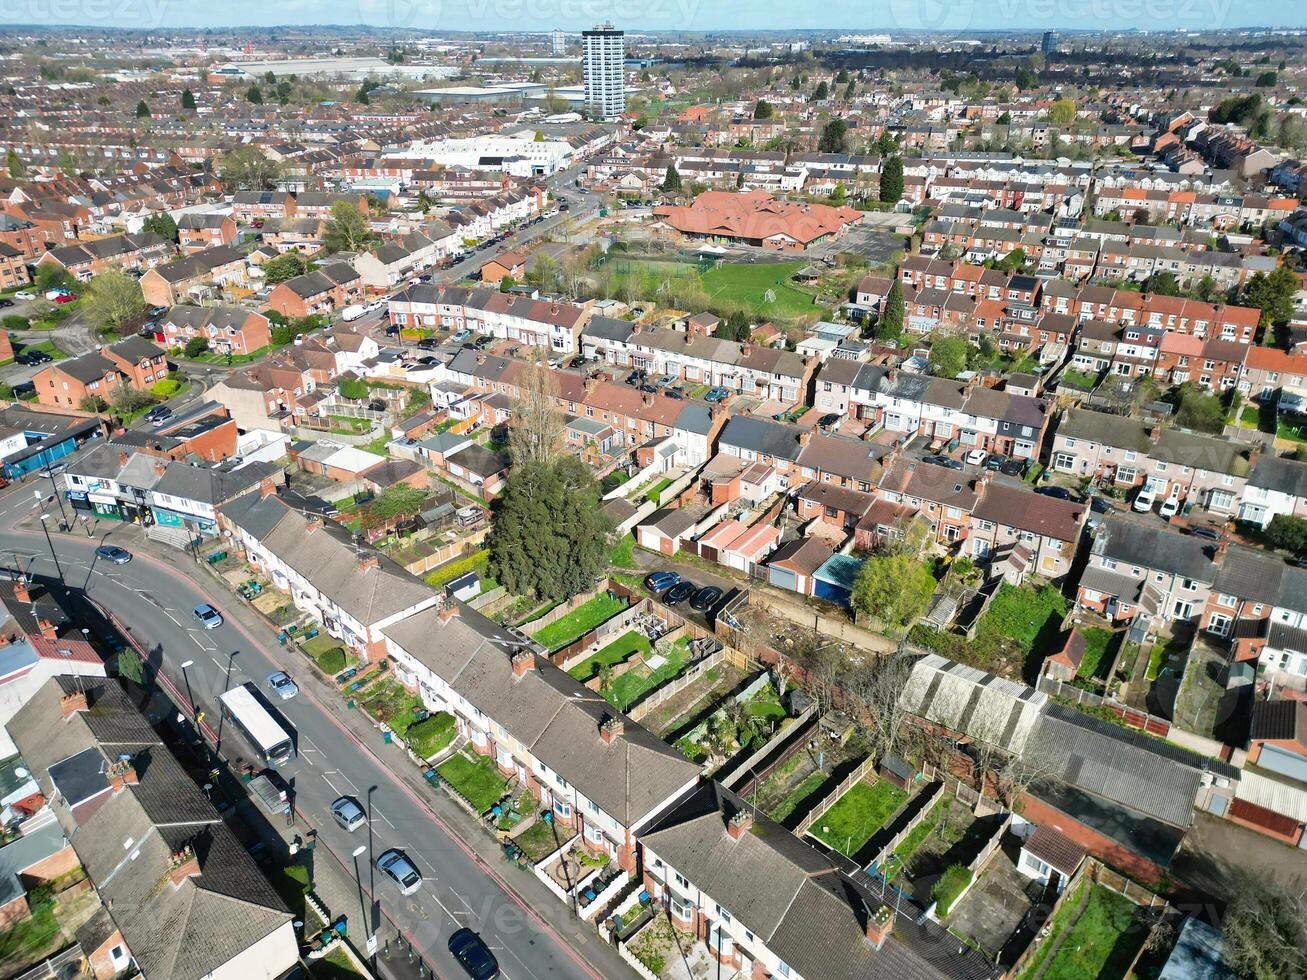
[178,659,195,719]
[350,844,374,966]
[41,466,69,528]
[37,513,63,583]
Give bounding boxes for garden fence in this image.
[796,755,879,837]
[1035,675,1171,737]
[866,780,943,874]
[627,648,727,722]
[721,706,818,795]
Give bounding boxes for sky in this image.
[9,0,1307,34]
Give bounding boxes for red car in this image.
[52,294,76,304]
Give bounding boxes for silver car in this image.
[377,849,422,896]
[330,796,366,832]
[266,671,298,701]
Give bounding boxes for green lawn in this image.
[530,593,627,651]
[1145,643,1167,681]
[0,902,60,965]
[19,339,67,360]
[359,679,423,736]
[883,797,945,879]
[436,751,509,813]
[1026,884,1142,980]
[700,260,815,317]
[810,779,908,857]
[1076,627,1115,681]
[608,637,690,711]
[569,630,651,682]
[609,533,637,569]
[769,770,828,824]
[425,549,490,590]
[309,945,363,979]
[406,711,457,757]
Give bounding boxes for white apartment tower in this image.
[582,23,624,120]
[550,29,567,55]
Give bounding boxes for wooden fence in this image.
[1036,675,1172,738]
[400,530,488,577]
[921,765,1002,816]
[867,781,943,874]
[628,648,729,721]
[797,755,879,837]
[723,706,819,795]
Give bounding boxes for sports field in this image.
[607,258,816,319]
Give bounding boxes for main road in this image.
[0,479,633,980]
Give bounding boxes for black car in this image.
[1188,525,1222,541]
[690,586,723,611]
[999,457,1029,478]
[1089,495,1114,514]
[923,454,963,470]
[638,383,658,393]
[984,453,1007,472]
[417,338,440,351]
[817,413,842,428]
[448,928,499,980]
[1034,486,1074,501]
[663,581,696,606]
[0,299,12,308]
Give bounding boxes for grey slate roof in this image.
[718,415,806,462]
[1090,515,1215,582]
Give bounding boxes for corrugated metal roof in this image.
[1237,767,1307,823]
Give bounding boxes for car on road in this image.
[663,581,697,606]
[94,545,132,565]
[644,571,680,592]
[1132,486,1157,513]
[13,291,35,300]
[192,603,223,629]
[266,671,299,700]
[1034,486,1074,501]
[690,586,723,612]
[1188,525,1222,541]
[964,449,988,466]
[417,337,441,351]
[330,796,367,832]
[448,928,499,980]
[377,849,422,896]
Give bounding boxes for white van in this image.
[341,304,366,322]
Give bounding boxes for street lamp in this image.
[350,844,375,965]
[37,513,63,583]
[41,466,69,528]
[178,659,195,719]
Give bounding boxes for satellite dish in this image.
[14,767,28,778]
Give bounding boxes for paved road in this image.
[0,479,632,980]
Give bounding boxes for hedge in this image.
[425,549,489,589]
[932,863,973,916]
[407,711,457,758]
[314,646,347,674]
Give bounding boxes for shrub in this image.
[3,315,28,330]
[183,336,209,358]
[932,863,973,915]
[314,646,347,674]
[407,711,456,757]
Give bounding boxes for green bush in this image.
[314,646,347,674]
[183,336,209,358]
[932,863,973,915]
[3,315,28,331]
[407,711,457,757]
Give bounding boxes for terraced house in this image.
[388,284,590,355]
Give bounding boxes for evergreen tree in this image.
[661,165,682,191]
[879,156,904,203]
[181,88,196,110]
[878,281,905,339]
[247,86,263,104]
[135,99,150,118]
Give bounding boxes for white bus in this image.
[219,684,294,765]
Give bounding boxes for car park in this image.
[94,545,132,564]
[329,796,366,832]
[645,571,680,592]
[266,671,299,700]
[690,586,723,611]
[192,603,223,629]
[448,928,499,980]
[663,581,696,605]
[377,849,422,895]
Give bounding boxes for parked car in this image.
[704,386,730,403]
[984,454,1006,472]
[817,413,842,429]
[1034,486,1074,501]
[266,671,299,701]
[192,603,223,629]
[690,586,723,612]
[94,545,132,564]
[964,449,988,467]
[1132,487,1157,513]
[451,329,472,343]
[644,571,680,592]
[377,849,422,896]
[0,299,12,308]
[13,291,35,300]
[1188,525,1222,542]
[330,796,366,832]
[999,457,1029,478]
[663,581,696,606]
[923,454,963,470]
[638,383,658,393]
[1159,492,1182,519]
[144,406,172,426]
[52,293,76,305]
[417,338,441,351]
[448,928,499,980]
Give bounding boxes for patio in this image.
[624,914,734,980]
[946,836,1043,963]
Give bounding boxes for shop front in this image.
[152,506,217,537]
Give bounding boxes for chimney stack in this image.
[726,809,752,841]
[60,690,88,718]
[599,716,624,744]
[438,603,460,624]
[305,515,325,533]
[358,554,380,572]
[511,649,533,677]
[36,618,57,640]
[12,578,30,604]
[109,759,138,793]
[117,450,129,468]
[865,905,894,949]
[798,429,813,446]
[168,846,201,888]
[259,477,278,498]
[153,459,167,477]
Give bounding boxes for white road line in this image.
[372,806,395,830]
[336,770,358,793]
[300,735,321,756]
[427,890,464,923]
[209,656,226,671]
[321,772,343,798]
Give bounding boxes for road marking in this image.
[209,656,226,671]
[372,806,395,830]
[426,890,463,924]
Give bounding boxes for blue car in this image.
[644,571,680,593]
[704,387,730,403]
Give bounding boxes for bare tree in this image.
[842,654,915,761]
[992,741,1062,810]
[1223,876,1307,980]
[508,362,565,467]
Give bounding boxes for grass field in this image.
[568,630,652,682]
[530,593,627,651]
[607,258,816,319]
[769,771,828,825]
[810,779,908,857]
[1076,627,1116,681]
[437,751,508,813]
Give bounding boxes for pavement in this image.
[0,472,636,980]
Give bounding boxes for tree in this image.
[117,645,147,685]
[851,554,935,632]
[661,165,682,192]
[879,155,904,203]
[1048,98,1076,126]
[142,212,178,242]
[1173,383,1226,433]
[78,395,108,413]
[996,110,1012,125]
[878,281,904,340]
[1144,270,1181,296]
[1255,71,1279,87]
[499,275,517,292]
[181,87,196,110]
[337,377,370,400]
[928,335,971,378]
[753,99,774,119]
[183,336,210,358]
[841,654,914,759]
[1244,265,1298,329]
[322,201,376,253]
[812,80,828,101]
[508,361,565,467]
[843,80,856,101]
[875,131,896,156]
[135,99,150,118]
[359,484,427,531]
[818,119,848,154]
[262,252,307,284]
[246,85,263,104]
[1266,514,1307,555]
[83,269,145,331]
[109,382,156,416]
[4,149,24,178]
[830,183,846,206]
[218,145,282,191]
[834,69,849,84]
[1222,877,1307,980]
[489,456,614,602]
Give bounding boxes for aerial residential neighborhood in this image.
[0,11,1305,980]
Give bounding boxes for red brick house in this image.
[265,263,362,318]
